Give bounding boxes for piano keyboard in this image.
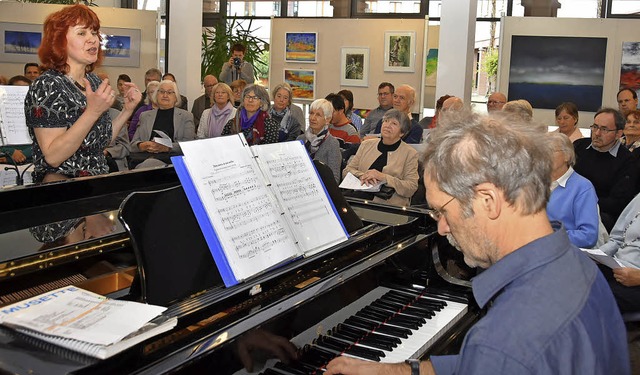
[237,286,468,374]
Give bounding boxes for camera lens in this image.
[233,57,241,67]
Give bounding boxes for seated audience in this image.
[23,62,40,82]
[130,79,195,165]
[338,89,363,131]
[197,82,236,139]
[599,192,640,313]
[0,75,7,85]
[442,96,463,111]
[422,94,452,129]
[502,99,533,121]
[325,93,361,147]
[360,82,394,137]
[343,109,419,207]
[623,109,640,155]
[554,102,583,142]
[574,107,639,231]
[547,132,599,248]
[617,87,638,116]
[192,74,218,130]
[486,91,507,113]
[298,99,341,183]
[162,72,188,111]
[104,108,130,172]
[115,73,131,112]
[129,80,160,140]
[270,83,302,142]
[8,75,31,86]
[372,85,422,144]
[230,79,247,107]
[221,84,278,145]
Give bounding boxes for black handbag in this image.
[374,185,395,200]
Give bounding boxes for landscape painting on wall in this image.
[620,42,640,97]
[508,36,607,112]
[285,32,317,63]
[284,69,315,100]
[0,23,42,63]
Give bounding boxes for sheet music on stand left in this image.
[0,86,31,146]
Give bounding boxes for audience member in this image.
[338,89,363,131]
[424,94,452,129]
[297,99,341,182]
[617,88,638,116]
[502,99,533,121]
[129,80,160,140]
[104,108,130,172]
[221,84,278,145]
[133,68,162,115]
[130,79,195,165]
[25,4,141,180]
[162,72,188,111]
[554,102,583,142]
[599,192,640,313]
[343,109,419,207]
[269,83,302,142]
[441,96,463,111]
[574,108,639,231]
[192,74,218,130]
[360,82,394,137]
[623,109,640,155]
[197,82,236,139]
[326,109,630,375]
[547,132,599,248]
[230,79,247,107]
[486,91,506,112]
[0,75,7,85]
[325,93,361,147]
[8,75,31,86]
[372,85,423,144]
[23,62,40,82]
[219,43,255,85]
[115,73,131,111]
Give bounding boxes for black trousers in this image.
[599,265,640,313]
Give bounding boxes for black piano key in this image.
[372,300,435,318]
[274,361,307,375]
[331,331,395,351]
[421,288,468,304]
[337,324,401,345]
[323,336,385,359]
[263,369,286,375]
[358,309,419,330]
[343,346,382,361]
[346,316,412,338]
[412,299,444,311]
[315,336,348,352]
[368,306,426,325]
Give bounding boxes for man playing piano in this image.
[326,111,630,374]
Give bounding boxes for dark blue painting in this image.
[101,34,131,58]
[508,36,607,112]
[4,31,41,55]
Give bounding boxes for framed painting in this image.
[340,47,369,87]
[285,32,317,63]
[0,22,42,63]
[284,69,315,100]
[620,42,640,98]
[100,27,141,67]
[383,31,416,73]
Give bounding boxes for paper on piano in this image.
[0,85,31,145]
[339,172,383,192]
[172,135,348,287]
[580,248,623,269]
[0,286,177,359]
[153,130,173,148]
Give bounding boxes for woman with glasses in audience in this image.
[343,109,419,207]
[25,4,142,181]
[221,84,279,145]
[298,99,341,183]
[554,102,583,142]
[270,83,302,142]
[130,80,195,166]
[197,83,236,139]
[623,109,640,155]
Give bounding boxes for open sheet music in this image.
[0,85,30,145]
[172,135,348,287]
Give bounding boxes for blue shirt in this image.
[547,168,599,248]
[430,224,629,375]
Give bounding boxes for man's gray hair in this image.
[310,98,333,122]
[242,84,270,112]
[382,108,411,135]
[423,110,552,217]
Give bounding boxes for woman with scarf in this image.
[197,82,236,139]
[343,109,419,207]
[221,84,278,145]
[270,83,302,142]
[297,99,341,182]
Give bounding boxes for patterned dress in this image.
[25,70,112,180]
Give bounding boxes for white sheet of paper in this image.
[580,248,624,269]
[339,172,382,192]
[153,130,173,148]
[0,86,31,145]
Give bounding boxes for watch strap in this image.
[405,358,420,375]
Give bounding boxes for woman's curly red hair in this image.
[38,4,103,74]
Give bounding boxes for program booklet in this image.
[0,286,177,359]
[172,135,349,287]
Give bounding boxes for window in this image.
[227,1,280,17]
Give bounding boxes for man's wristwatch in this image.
[405,359,420,375]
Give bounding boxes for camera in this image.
[233,57,242,68]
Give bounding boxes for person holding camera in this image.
[219,43,255,85]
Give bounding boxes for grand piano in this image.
[0,166,478,374]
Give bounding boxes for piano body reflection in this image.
[0,166,478,374]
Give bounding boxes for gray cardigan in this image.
[130,107,195,153]
[297,133,342,183]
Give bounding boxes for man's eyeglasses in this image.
[589,124,617,134]
[426,196,456,222]
[158,90,175,96]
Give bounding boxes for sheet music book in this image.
[172,134,349,287]
[0,286,177,359]
[0,85,30,145]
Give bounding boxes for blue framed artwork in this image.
[0,23,42,63]
[100,27,141,67]
[285,32,317,63]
